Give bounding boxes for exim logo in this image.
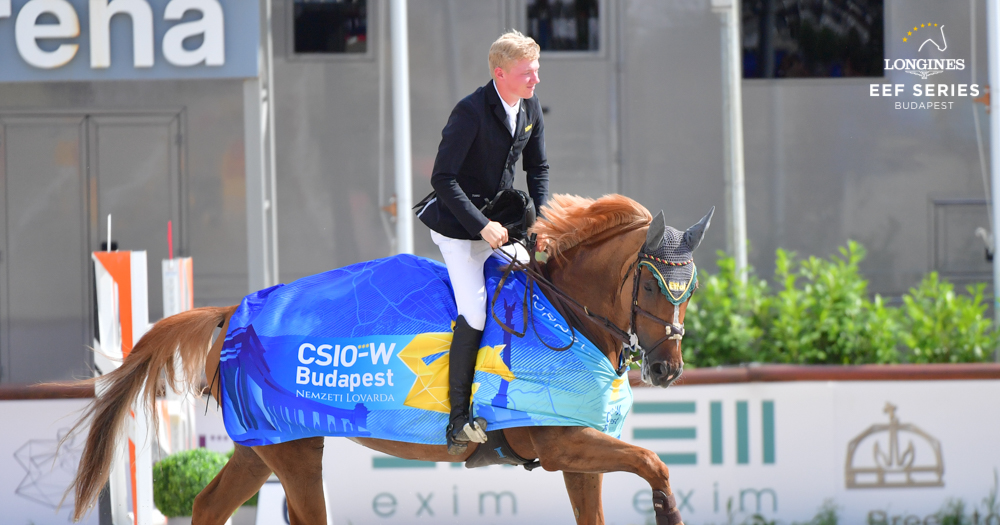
[883,23,962,79]
[629,400,776,467]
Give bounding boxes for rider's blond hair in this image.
[489,30,540,79]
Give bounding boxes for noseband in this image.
[490,236,687,376]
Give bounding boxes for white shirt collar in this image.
[493,80,521,120]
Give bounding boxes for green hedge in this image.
[152,448,257,518]
[153,448,228,518]
[684,241,998,367]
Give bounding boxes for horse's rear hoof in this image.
[652,490,683,525]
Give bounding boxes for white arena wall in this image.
[0,396,98,525]
[3,367,999,524]
[311,373,1000,524]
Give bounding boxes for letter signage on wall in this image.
[0,0,257,82]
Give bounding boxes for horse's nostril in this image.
[651,363,667,378]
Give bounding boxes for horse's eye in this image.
[643,281,655,293]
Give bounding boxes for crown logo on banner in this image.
[845,402,944,489]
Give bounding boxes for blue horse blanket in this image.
[219,254,632,446]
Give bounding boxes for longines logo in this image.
[845,403,944,489]
[883,23,962,79]
[870,22,979,109]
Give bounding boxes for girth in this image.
[464,429,541,471]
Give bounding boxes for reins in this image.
[487,232,686,376]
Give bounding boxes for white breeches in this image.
[431,231,530,330]
[431,231,495,330]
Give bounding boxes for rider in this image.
[414,30,549,455]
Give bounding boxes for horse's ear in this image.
[645,211,666,252]
[684,206,715,252]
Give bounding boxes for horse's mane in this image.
[531,194,652,258]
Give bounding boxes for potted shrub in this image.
[153,448,228,525]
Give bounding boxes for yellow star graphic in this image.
[475,344,516,383]
[398,333,518,413]
[611,378,625,401]
[398,332,453,413]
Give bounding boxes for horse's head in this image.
[629,207,714,387]
[530,195,713,388]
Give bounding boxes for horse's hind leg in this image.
[563,472,604,525]
[192,444,271,525]
[252,436,327,525]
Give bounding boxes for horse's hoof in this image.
[652,490,683,525]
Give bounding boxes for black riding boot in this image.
[446,315,488,455]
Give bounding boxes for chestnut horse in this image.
[67,194,712,525]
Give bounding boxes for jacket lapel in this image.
[514,104,525,136]
[487,80,514,136]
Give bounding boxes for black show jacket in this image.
[416,80,549,240]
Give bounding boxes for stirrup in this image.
[461,417,488,444]
[446,417,488,455]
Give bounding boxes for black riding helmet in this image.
[480,189,536,241]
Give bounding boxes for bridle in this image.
[626,254,689,371]
[489,234,687,376]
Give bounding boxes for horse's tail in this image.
[68,305,237,521]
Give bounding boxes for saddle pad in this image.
[218,254,632,446]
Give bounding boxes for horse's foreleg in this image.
[528,426,683,525]
[253,437,327,525]
[192,444,271,525]
[563,472,604,525]
[528,426,670,491]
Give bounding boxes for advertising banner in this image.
[7,378,997,524]
[0,0,258,82]
[314,379,1000,524]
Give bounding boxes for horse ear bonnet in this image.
[639,207,714,305]
[683,207,715,252]
[644,211,666,252]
